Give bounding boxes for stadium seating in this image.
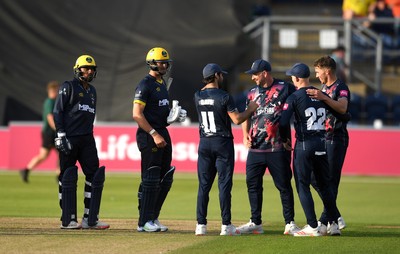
[364,93,389,125]
[391,95,400,125]
[348,93,363,124]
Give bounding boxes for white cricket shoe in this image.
[195,224,207,236]
[60,221,81,230]
[81,217,110,230]
[237,220,264,234]
[220,224,241,236]
[338,216,346,230]
[137,220,160,232]
[154,219,168,232]
[283,221,301,235]
[329,222,341,236]
[293,225,322,237]
[318,221,328,236]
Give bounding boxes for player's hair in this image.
[202,73,218,84]
[47,80,60,90]
[314,55,336,71]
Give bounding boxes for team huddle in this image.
[52,47,350,237]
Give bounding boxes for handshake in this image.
[167,100,187,124]
[54,132,72,155]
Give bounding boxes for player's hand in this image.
[152,133,167,148]
[243,135,252,148]
[282,139,293,151]
[247,100,259,113]
[178,108,187,122]
[55,132,72,155]
[306,88,325,101]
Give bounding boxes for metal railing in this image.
[243,16,400,93]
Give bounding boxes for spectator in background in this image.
[20,81,60,183]
[330,46,348,83]
[385,0,400,18]
[342,0,376,20]
[251,0,271,19]
[365,0,396,48]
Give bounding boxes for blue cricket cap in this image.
[285,63,310,78]
[245,59,272,74]
[202,63,228,79]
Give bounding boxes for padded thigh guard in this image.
[139,166,161,226]
[154,166,175,219]
[61,166,78,226]
[88,166,105,226]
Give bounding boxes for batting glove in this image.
[167,100,181,124]
[178,108,187,122]
[55,132,72,155]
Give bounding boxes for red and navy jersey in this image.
[134,74,170,129]
[246,79,296,152]
[194,88,237,139]
[53,78,96,137]
[280,86,326,142]
[321,79,350,141]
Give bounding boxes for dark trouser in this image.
[245,150,294,225]
[58,134,100,221]
[294,139,340,228]
[196,137,234,226]
[136,128,172,227]
[311,139,348,222]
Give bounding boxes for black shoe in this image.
[20,169,29,183]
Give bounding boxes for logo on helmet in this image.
[86,57,93,63]
[162,51,168,57]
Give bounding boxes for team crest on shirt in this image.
[340,90,348,97]
[156,87,161,92]
[79,92,84,97]
[283,103,289,110]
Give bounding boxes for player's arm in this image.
[228,100,258,125]
[53,82,70,133]
[241,118,251,148]
[306,89,348,114]
[132,101,166,148]
[44,99,56,130]
[47,113,56,130]
[279,99,295,151]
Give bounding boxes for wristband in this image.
[149,129,156,135]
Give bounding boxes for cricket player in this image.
[237,59,300,235]
[307,55,351,231]
[280,62,341,237]
[194,63,258,236]
[133,47,186,232]
[54,55,109,230]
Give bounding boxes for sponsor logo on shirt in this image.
[79,104,95,113]
[266,107,275,114]
[199,99,214,106]
[159,99,169,106]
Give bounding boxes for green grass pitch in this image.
[0,170,399,253]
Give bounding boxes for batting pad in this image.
[154,166,175,219]
[139,166,161,226]
[88,166,105,226]
[61,166,78,226]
